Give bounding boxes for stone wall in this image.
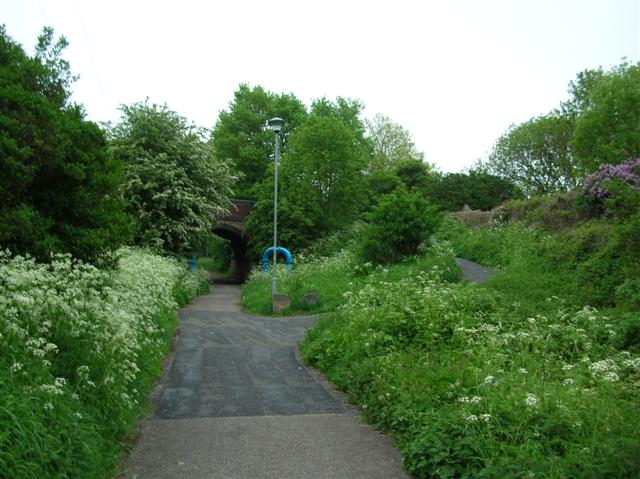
[449,204,495,228]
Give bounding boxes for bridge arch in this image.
[212,200,254,282]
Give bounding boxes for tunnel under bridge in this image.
[212,199,254,282]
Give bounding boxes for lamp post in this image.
[268,117,285,296]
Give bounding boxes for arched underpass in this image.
[211,223,251,283]
[212,200,254,283]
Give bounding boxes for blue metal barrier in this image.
[262,247,293,273]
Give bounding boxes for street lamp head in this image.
[268,117,285,133]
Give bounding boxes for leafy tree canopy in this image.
[285,98,371,225]
[425,171,522,211]
[486,61,640,195]
[211,84,307,198]
[0,26,131,262]
[366,113,424,171]
[362,169,405,211]
[246,97,371,255]
[393,158,436,192]
[109,101,236,255]
[487,113,577,196]
[569,62,640,172]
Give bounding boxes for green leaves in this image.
[0,27,131,262]
[360,189,443,264]
[487,113,577,196]
[571,62,640,172]
[109,101,237,255]
[211,84,307,198]
[246,97,371,255]
[487,61,640,195]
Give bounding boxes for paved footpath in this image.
[455,257,495,284]
[122,285,408,479]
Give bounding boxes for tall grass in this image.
[0,248,207,478]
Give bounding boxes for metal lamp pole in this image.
[268,117,285,296]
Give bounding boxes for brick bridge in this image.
[213,199,254,281]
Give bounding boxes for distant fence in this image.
[449,205,495,228]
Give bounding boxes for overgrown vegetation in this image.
[242,234,461,316]
[295,200,639,477]
[0,248,208,478]
[237,167,640,477]
[2,21,639,479]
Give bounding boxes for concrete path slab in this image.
[124,414,406,479]
[121,284,408,478]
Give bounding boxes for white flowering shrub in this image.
[0,248,206,478]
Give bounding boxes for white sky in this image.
[2,0,639,172]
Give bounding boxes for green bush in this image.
[449,215,640,311]
[360,189,443,265]
[567,213,640,308]
[502,192,587,230]
[616,280,640,312]
[602,180,640,220]
[618,315,640,353]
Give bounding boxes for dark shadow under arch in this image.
[211,223,251,283]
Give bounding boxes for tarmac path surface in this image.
[122,284,408,479]
[455,257,495,284]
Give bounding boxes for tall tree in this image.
[245,172,322,256]
[109,102,236,254]
[487,114,577,196]
[366,113,424,171]
[284,99,370,228]
[0,26,130,261]
[211,84,307,198]
[246,97,370,254]
[569,62,640,173]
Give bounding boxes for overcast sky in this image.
[2,0,638,172]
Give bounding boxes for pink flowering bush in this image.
[581,159,640,220]
[582,158,640,200]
